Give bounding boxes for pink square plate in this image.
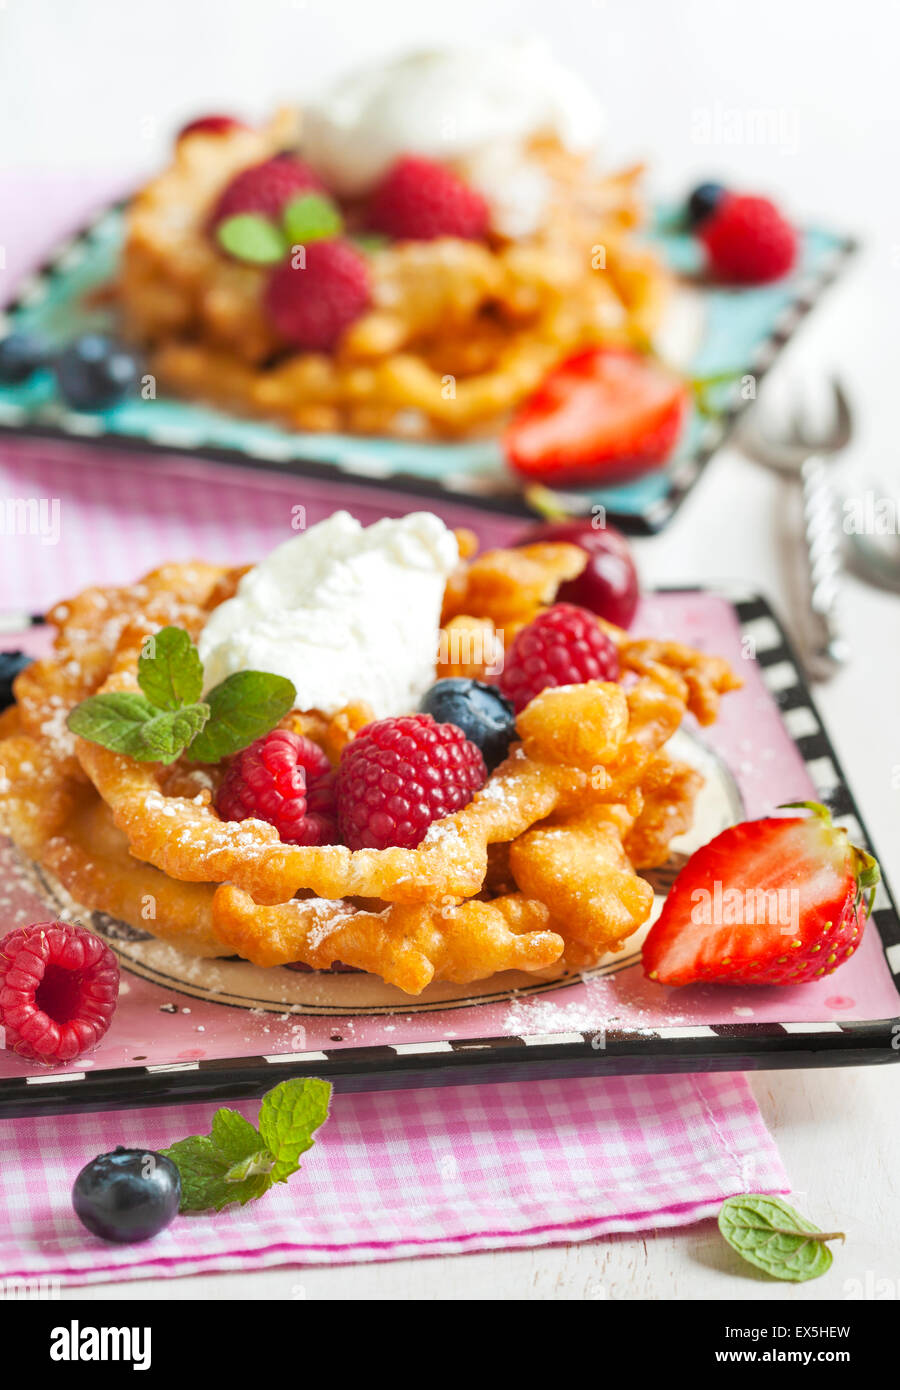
[2,581,898,1116]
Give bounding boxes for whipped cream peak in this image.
[197,511,459,719]
[302,40,604,200]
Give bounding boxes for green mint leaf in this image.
[210,1107,266,1165]
[258,1077,331,1183]
[225,1150,276,1183]
[137,625,203,710]
[67,692,209,764]
[188,670,296,763]
[217,213,287,264]
[161,1134,271,1213]
[350,232,389,254]
[283,192,343,244]
[162,1079,332,1213]
[718,1195,843,1282]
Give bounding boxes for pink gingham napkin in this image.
[0,1073,787,1284]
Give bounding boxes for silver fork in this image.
[740,380,853,681]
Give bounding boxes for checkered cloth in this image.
[0,1073,787,1284]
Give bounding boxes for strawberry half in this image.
[643,802,880,988]
[504,346,689,487]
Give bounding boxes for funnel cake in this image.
[119,97,669,441]
[0,534,740,994]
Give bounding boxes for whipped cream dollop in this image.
[301,41,604,234]
[198,512,459,719]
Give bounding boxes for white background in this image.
[2,0,899,1301]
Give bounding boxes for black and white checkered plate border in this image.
[1,589,897,1116]
[0,200,858,534]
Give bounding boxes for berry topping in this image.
[643,802,880,987]
[72,1147,181,1244]
[209,155,324,229]
[0,331,48,384]
[0,650,33,712]
[368,155,489,242]
[685,181,727,229]
[264,239,371,350]
[336,713,487,850]
[498,602,620,713]
[515,520,640,628]
[504,346,689,487]
[55,334,140,411]
[178,114,247,140]
[216,729,337,846]
[419,678,516,771]
[0,921,120,1064]
[699,193,797,284]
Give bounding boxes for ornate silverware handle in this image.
[800,454,850,678]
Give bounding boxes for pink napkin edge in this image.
[2,1180,791,1287]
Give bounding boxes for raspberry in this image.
[700,193,796,283]
[264,239,371,350]
[336,714,487,850]
[0,921,119,1064]
[216,729,338,846]
[178,114,247,141]
[368,155,489,242]
[498,603,620,713]
[210,155,324,228]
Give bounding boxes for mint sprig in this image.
[718,1195,844,1282]
[189,669,296,763]
[66,624,296,765]
[67,690,210,765]
[217,213,287,264]
[162,1079,331,1213]
[138,625,203,710]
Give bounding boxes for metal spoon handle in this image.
[801,454,849,678]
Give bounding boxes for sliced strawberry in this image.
[504,346,689,487]
[643,802,880,988]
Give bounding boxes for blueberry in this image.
[686,181,727,229]
[0,332,48,384]
[72,1147,181,1243]
[420,678,516,770]
[55,334,139,411]
[0,650,32,711]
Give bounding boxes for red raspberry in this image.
[700,194,796,283]
[216,730,337,846]
[336,714,487,850]
[368,155,489,242]
[264,240,371,350]
[498,602,620,713]
[178,114,248,140]
[210,155,324,228]
[0,921,119,1064]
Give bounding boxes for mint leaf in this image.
[258,1077,331,1183]
[217,213,287,264]
[161,1134,271,1213]
[718,1195,843,1282]
[283,192,343,244]
[211,1107,266,1165]
[67,692,209,764]
[162,1079,332,1213]
[138,625,203,710]
[189,670,296,763]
